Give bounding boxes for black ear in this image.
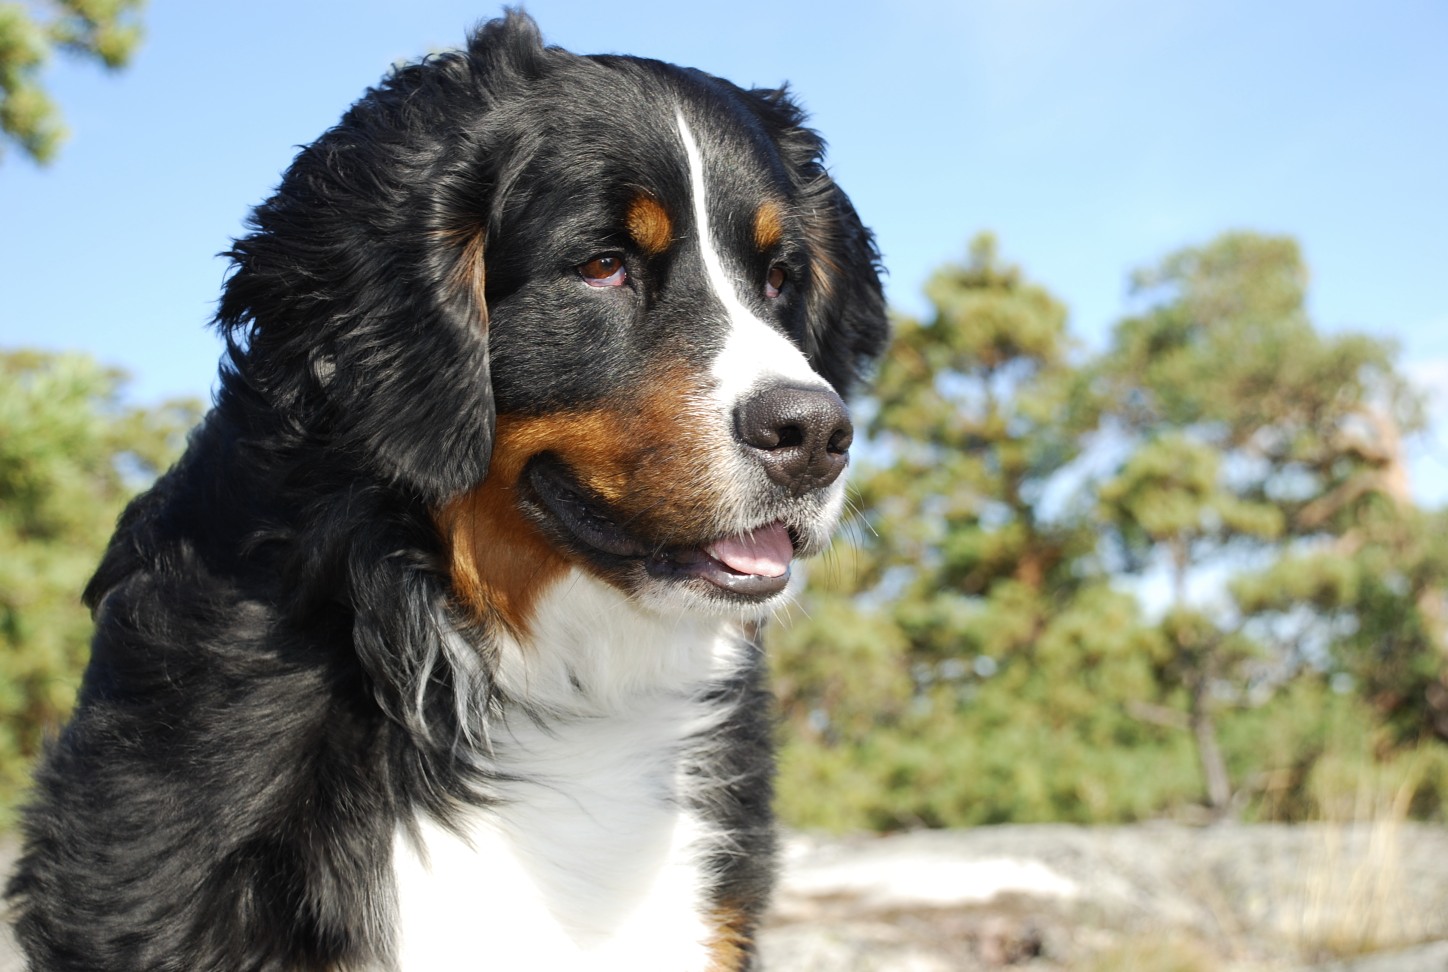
[746,87,889,398]
[215,11,550,503]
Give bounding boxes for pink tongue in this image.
[705,523,793,578]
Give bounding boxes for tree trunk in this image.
[1188,676,1232,815]
[1170,538,1230,814]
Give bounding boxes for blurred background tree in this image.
[0,350,197,822]
[0,0,144,164]
[776,235,1193,828]
[1091,233,1429,815]
[774,230,1448,830]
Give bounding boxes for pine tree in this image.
[773,235,1189,828]
[0,350,198,820]
[1093,231,1430,813]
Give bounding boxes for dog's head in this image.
[217,12,886,624]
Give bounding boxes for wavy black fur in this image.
[6,11,885,971]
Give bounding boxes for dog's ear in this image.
[745,87,889,398]
[215,11,550,503]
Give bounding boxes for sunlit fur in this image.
[6,11,885,971]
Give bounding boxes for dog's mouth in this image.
[524,456,799,598]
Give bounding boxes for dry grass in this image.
[1281,751,1436,960]
[1079,936,1218,972]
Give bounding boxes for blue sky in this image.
[2,0,1445,501]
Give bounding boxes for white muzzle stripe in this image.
[674,110,825,405]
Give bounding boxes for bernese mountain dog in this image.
[5,11,885,970]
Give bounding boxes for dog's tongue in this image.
[705,523,793,578]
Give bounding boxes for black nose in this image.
[735,385,853,494]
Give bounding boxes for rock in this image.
[1292,941,1448,972]
[760,824,1448,971]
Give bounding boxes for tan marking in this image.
[706,905,754,972]
[437,369,726,637]
[802,219,841,304]
[626,194,674,255]
[435,222,488,330]
[753,199,785,252]
[454,227,487,323]
[437,453,568,640]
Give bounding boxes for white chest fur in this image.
[390,571,747,970]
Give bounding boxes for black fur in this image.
[7,12,885,970]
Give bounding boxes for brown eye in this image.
[579,255,627,287]
[764,264,787,299]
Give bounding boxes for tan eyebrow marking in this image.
[626,194,673,256]
[753,199,784,252]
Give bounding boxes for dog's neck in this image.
[490,567,753,718]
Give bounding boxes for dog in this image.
[6,11,885,970]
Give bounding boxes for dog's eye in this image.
[579,255,628,287]
[764,265,787,299]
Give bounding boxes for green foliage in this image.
[1233,502,1448,744]
[0,350,197,821]
[1098,434,1285,555]
[777,235,1200,829]
[1223,677,1448,823]
[773,230,1448,831]
[1086,231,1434,813]
[1103,233,1421,524]
[0,0,144,164]
[776,581,1203,830]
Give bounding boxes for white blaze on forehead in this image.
[674,110,827,406]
